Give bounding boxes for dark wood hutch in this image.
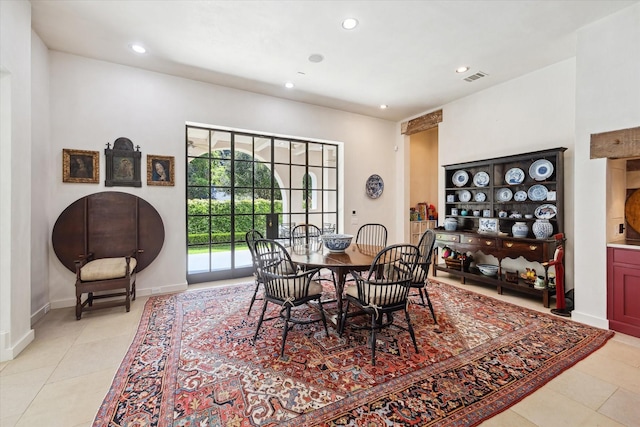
[433,147,567,307]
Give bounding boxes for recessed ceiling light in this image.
[308,54,324,63]
[342,18,358,30]
[380,104,388,109]
[130,44,147,54]
[456,66,470,73]
[284,82,294,89]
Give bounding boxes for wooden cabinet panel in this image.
[608,247,640,337]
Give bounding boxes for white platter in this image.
[474,192,487,202]
[458,190,472,202]
[505,167,525,185]
[527,184,548,201]
[529,159,554,181]
[473,171,490,187]
[535,203,558,219]
[452,170,469,187]
[496,188,513,202]
[513,190,527,202]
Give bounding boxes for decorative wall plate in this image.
[496,188,513,202]
[365,174,384,199]
[514,190,527,202]
[505,167,525,185]
[474,192,487,202]
[452,170,469,187]
[529,159,554,181]
[534,203,558,219]
[458,190,472,202]
[528,184,548,201]
[473,171,490,187]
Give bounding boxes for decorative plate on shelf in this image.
[513,190,527,202]
[473,171,490,187]
[505,167,525,185]
[458,190,472,202]
[452,170,469,187]
[527,184,548,201]
[534,203,558,219]
[529,159,554,181]
[365,174,384,199]
[474,192,487,202]
[496,188,513,202]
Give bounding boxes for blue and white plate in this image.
[496,188,513,202]
[529,159,554,181]
[365,174,384,199]
[458,190,472,202]
[505,167,525,185]
[473,171,490,187]
[534,204,557,219]
[452,170,469,187]
[474,192,487,202]
[528,184,548,201]
[514,190,527,202]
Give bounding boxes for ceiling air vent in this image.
[463,71,488,82]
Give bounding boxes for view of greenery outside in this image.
[187,150,283,249]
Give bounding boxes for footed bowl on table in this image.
[321,234,353,253]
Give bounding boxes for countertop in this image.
[607,239,640,250]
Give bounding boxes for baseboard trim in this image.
[571,310,609,329]
[50,282,189,309]
[31,302,51,326]
[0,328,35,362]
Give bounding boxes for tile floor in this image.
[1,275,639,427]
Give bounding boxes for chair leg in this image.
[253,300,268,344]
[404,309,419,353]
[75,294,82,320]
[370,314,378,366]
[125,287,131,312]
[339,300,350,337]
[317,298,329,337]
[418,287,427,306]
[423,289,438,325]
[132,281,136,300]
[280,306,291,358]
[247,280,260,315]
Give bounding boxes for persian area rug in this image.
[93,280,613,427]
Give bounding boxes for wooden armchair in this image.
[52,192,164,319]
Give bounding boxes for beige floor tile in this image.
[15,368,115,427]
[579,411,627,426]
[0,335,75,376]
[597,388,640,426]
[611,332,640,350]
[545,368,618,409]
[0,366,55,419]
[595,338,640,368]
[478,408,538,426]
[47,334,132,383]
[511,388,603,427]
[0,362,7,373]
[0,414,20,427]
[574,353,640,394]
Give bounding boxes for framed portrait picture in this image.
[62,149,99,183]
[147,155,175,186]
[105,137,141,187]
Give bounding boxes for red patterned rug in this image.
[93,280,613,426]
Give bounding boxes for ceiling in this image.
[30,0,637,122]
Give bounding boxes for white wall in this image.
[47,52,399,308]
[30,30,51,324]
[0,0,34,361]
[573,3,640,327]
[437,59,576,277]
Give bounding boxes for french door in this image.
[186,125,339,284]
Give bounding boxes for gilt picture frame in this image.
[147,155,175,186]
[105,137,142,187]
[62,149,99,183]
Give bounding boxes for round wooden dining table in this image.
[287,242,382,324]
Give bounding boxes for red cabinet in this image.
[607,246,640,337]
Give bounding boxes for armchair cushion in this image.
[345,281,406,306]
[80,257,137,281]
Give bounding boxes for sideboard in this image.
[433,230,559,307]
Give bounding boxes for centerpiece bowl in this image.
[477,264,499,276]
[321,234,353,253]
